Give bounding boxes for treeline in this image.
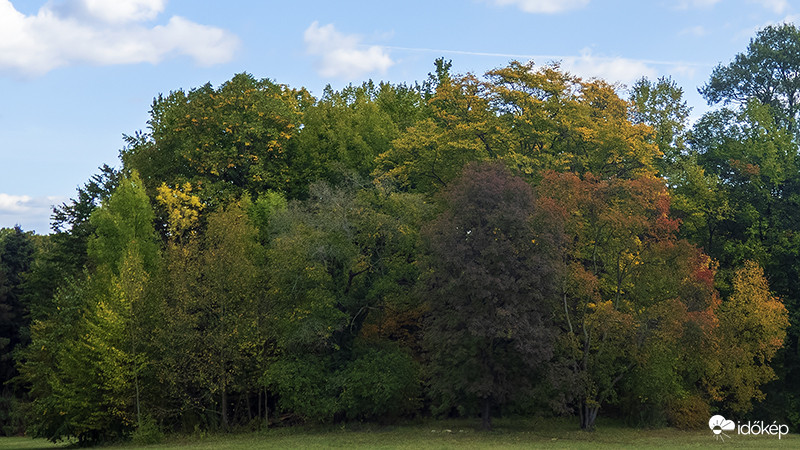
[2,23,800,444]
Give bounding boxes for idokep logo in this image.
[708,415,735,441]
[708,414,789,441]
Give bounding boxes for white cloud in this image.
[674,0,721,9]
[782,14,800,24]
[489,0,590,13]
[51,0,166,23]
[0,193,65,233]
[0,194,34,213]
[669,64,698,78]
[0,0,239,76]
[680,25,709,37]
[560,49,658,85]
[83,0,164,22]
[304,21,394,79]
[736,14,800,41]
[749,0,790,14]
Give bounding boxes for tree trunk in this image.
[135,375,141,428]
[481,397,492,431]
[580,400,599,431]
[247,390,253,422]
[264,387,269,429]
[221,388,228,429]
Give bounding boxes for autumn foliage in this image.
[3,47,794,443]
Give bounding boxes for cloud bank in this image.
[0,193,65,233]
[304,21,394,79]
[0,0,239,76]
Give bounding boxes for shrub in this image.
[131,415,163,445]
[667,394,710,430]
[340,346,421,421]
[262,356,339,423]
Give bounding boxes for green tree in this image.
[20,276,95,442]
[422,162,561,430]
[296,81,424,189]
[693,25,800,426]
[263,181,430,422]
[700,23,800,133]
[629,76,692,174]
[0,227,35,387]
[122,73,311,204]
[487,61,659,179]
[22,166,120,323]
[375,61,661,194]
[668,157,731,256]
[374,71,499,193]
[20,172,160,443]
[153,197,264,430]
[82,248,152,433]
[88,171,159,274]
[0,226,35,435]
[200,199,262,428]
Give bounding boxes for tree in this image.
[0,227,35,388]
[122,73,311,204]
[629,76,692,174]
[82,247,152,433]
[199,200,262,428]
[375,61,661,194]
[22,166,120,323]
[154,197,264,430]
[668,157,731,257]
[88,171,159,275]
[422,162,561,430]
[538,171,725,430]
[263,181,431,423]
[485,61,582,176]
[691,25,800,427]
[374,71,499,193]
[700,23,800,133]
[487,61,660,179]
[709,261,789,413]
[0,226,35,436]
[20,172,161,443]
[20,276,95,442]
[295,81,424,190]
[685,101,797,277]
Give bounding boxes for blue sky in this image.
[1,0,797,233]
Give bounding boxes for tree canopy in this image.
[5,26,799,441]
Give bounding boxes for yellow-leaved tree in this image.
[707,261,789,412]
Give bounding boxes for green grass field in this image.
[1,417,796,449]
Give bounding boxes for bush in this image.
[0,394,28,436]
[263,346,422,424]
[340,346,421,421]
[667,394,710,430]
[262,356,339,423]
[131,415,163,445]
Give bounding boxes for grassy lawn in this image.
[1,417,796,449]
[0,437,70,449]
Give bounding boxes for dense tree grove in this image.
[2,24,800,443]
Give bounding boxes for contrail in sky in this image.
[375,45,713,68]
